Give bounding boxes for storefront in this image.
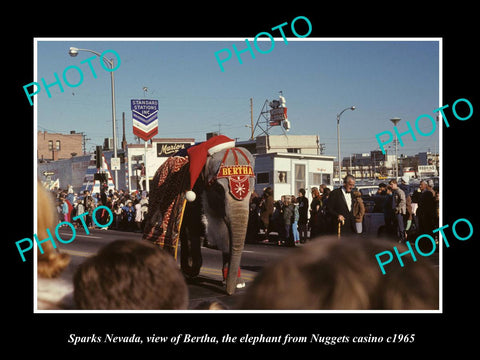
[126,138,195,191]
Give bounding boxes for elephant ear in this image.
[205,182,226,218]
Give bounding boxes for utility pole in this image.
[250,98,254,140]
[80,132,90,155]
[121,112,127,151]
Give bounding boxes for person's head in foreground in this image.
[239,236,438,310]
[37,181,70,278]
[73,240,188,310]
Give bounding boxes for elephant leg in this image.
[180,207,203,278]
[222,253,244,289]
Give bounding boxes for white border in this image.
[33,37,443,314]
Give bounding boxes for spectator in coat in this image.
[417,180,436,236]
[122,200,136,231]
[309,187,322,239]
[134,199,143,233]
[75,199,85,229]
[326,175,356,236]
[296,189,309,243]
[281,196,294,246]
[60,197,69,223]
[259,187,274,243]
[352,190,365,234]
[389,179,407,243]
[291,195,300,245]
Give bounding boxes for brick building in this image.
[37,131,83,161]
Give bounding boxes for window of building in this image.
[322,173,331,185]
[312,173,322,184]
[287,148,301,154]
[48,140,53,151]
[277,171,288,183]
[311,172,331,186]
[295,164,305,195]
[256,172,270,184]
[55,140,61,151]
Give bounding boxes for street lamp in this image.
[390,117,401,179]
[68,47,118,188]
[68,47,79,57]
[336,105,356,184]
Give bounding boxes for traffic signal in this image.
[94,173,108,182]
[95,145,102,169]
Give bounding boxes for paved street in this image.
[55,225,440,310]
[55,227,294,310]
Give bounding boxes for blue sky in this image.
[35,38,440,158]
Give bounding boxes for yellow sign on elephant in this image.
[217,165,254,177]
[216,165,254,201]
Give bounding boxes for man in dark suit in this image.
[326,174,356,236]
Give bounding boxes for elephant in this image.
[143,136,255,296]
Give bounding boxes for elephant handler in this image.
[259,187,274,243]
[326,174,356,237]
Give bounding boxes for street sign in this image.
[131,99,159,141]
[110,157,121,170]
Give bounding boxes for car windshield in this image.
[359,187,377,196]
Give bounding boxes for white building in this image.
[238,135,335,201]
[254,152,335,200]
[126,138,195,191]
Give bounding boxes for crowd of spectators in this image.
[248,177,439,246]
[50,182,149,233]
[38,176,439,311]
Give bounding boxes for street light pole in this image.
[336,105,356,184]
[110,62,118,189]
[390,117,401,179]
[68,47,118,189]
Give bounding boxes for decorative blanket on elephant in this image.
[214,148,254,201]
[143,136,254,259]
[143,156,190,257]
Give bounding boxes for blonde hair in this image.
[37,182,70,278]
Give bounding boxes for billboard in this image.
[131,99,159,141]
[269,107,287,126]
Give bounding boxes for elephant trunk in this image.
[225,198,249,295]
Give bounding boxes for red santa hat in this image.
[185,135,235,202]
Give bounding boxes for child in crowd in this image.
[291,195,300,245]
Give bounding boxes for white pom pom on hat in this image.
[185,135,235,202]
[185,190,196,202]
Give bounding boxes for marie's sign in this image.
[157,143,190,157]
